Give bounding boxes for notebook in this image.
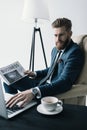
[0,79,37,119]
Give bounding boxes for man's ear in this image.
[68,31,72,37]
[70,31,72,37]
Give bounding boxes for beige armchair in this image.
[56,34,87,105]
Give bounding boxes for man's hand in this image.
[24,70,36,78]
[6,89,35,108]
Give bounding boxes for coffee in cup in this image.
[41,96,63,111]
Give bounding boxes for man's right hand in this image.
[24,70,37,78]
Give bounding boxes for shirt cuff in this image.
[34,72,37,77]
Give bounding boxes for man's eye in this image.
[54,34,57,37]
[59,34,63,37]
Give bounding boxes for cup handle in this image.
[58,100,63,106]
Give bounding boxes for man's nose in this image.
[56,36,60,42]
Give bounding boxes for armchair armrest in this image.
[56,84,87,100]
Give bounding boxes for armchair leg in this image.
[78,96,86,105]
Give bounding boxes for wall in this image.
[0,0,87,71]
[48,0,87,35]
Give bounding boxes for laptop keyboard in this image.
[6,105,23,115]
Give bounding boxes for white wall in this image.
[48,0,87,35]
[0,0,87,70]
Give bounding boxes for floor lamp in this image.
[22,0,50,71]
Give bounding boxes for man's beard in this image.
[62,38,70,49]
[56,38,70,50]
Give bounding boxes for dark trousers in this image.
[3,76,40,94]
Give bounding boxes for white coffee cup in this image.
[41,96,63,111]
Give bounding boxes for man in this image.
[5,18,84,108]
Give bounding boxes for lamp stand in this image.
[29,27,48,71]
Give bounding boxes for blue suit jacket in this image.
[36,39,84,97]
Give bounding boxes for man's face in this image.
[53,26,72,50]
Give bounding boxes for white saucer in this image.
[37,104,63,115]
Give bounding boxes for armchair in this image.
[56,34,87,105]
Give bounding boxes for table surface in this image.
[0,104,87,130]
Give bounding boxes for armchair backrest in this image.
[72,34,87,84]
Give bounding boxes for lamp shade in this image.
[22,0,50,22]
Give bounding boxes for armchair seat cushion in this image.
[57,84,87,99]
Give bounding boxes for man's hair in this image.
[52,18,72,31]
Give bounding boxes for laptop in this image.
[0,79,37,119]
